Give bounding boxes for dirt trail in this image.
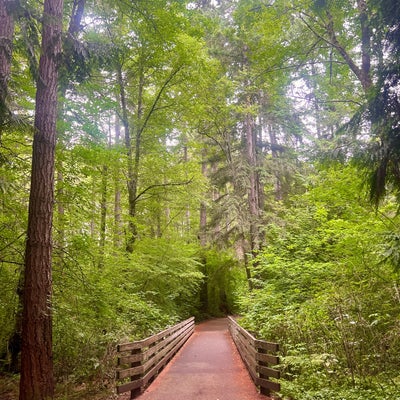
[137,318,269,400]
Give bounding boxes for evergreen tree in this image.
[19,0,63,398]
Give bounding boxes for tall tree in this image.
[0,0,15,127]
[19,0,63,398]
[353,0,400,205]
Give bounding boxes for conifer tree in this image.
[19,0,63,398]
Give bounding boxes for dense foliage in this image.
[238,165,400,399]
[1,0,400,399]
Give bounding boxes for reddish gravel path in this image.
[137,318,269,400]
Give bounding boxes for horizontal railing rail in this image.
[116,316,195,398]
[228,316,280,395]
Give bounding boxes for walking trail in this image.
[136,318,269,400]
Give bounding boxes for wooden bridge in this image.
[116,317,280,400]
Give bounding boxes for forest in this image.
[0,0,400,399]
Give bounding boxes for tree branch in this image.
[299,10,372,92]
[134,177,194,202]
[139,66,183,136]
[0,232,26,254]
[0,259,24,266]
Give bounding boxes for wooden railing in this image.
[116,317,195,398]
[228,316,280,395]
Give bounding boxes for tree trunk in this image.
[113,118,123,248]
[19,0,63,398]
[325,9,372,92]
[68,0,85,35]
[117,63,138,252]
[357,0,371,90]
[99,164,108,268]
[0,0,15,126]
[127,65,145,249]
[183,144,191,236]
[245,107,261,255]
[199,149,208,247]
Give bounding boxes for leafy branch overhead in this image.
[134,177,194,203]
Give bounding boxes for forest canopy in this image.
[0,0,400,399]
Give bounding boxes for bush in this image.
[237,165,400,400]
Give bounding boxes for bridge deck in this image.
[135,318,269,400]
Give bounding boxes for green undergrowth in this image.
[237,166,400,400]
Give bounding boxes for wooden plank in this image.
[140,317,194,349]
[235,338,256,371]
[255,339,279,353]
[118,325,193,378]
[141,325,193,374]
[257,365,280,379]
[231,330,258,380]
[229,318,279,356]
[234,332,257,366]
[117,320,194,370]
[256,353,279,365]
[246,362,259,383]
[256,377,281,392]
[118,352,144,365]
[116,364,144,380]
[235,331,256,358]
[141,327,183,361]
[116,319,194,395]
[116,378,143,394]
[236,344,257,376]
[118,317,194,352]
[228,317,256,345]
[228,316,281,396]
[117,341,142,352]
[231,326,251,353]
[141,328,193,387]
[142,323,193,361]
[233,335,258,383]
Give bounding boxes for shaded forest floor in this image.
[0,374,119,400]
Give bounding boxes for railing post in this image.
[258,347,270,396]
[130,348,142,399]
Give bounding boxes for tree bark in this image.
[117,63,137,252]
[268,126,284,201]
[113,118,123,248]
[19,0,63,398]
[199,149,208,246]
[99,164,108,268]
[243,107,259,291]
[68,0,85,35]
[245,106,261,255]
[357,0,372,90]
